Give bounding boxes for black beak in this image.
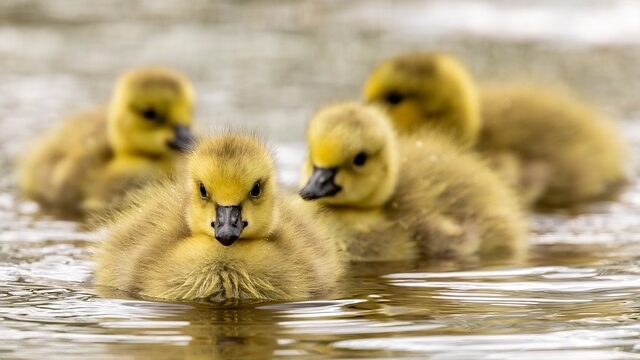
[167,125,195,152]
[299,166,342,200]
[212,205,247,246]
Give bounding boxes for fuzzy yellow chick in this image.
[364,53,626,209]
[95,133,342,302]
[20,66,196,215]
[299,102,526,262]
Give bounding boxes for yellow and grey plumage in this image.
[299,102,527,261]
[19,66,195,216]
[363,52,626,209]
[95,132,342,302]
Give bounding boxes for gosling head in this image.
[108,66,196,157]
[187,133,276,247]
[299,102,399,208]
[363,52,480,147]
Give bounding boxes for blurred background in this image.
[3,1,640,359]
[2,0,640,180]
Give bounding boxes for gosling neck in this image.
[359,134,400,209]
[449,89,481,148]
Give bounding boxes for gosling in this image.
[95,133,341,302]
[19,66,196,215]
[364,52,626,209]
[299,102,527,262]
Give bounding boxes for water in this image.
[2,0,640,358]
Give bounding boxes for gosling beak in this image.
[212,205,248,246]
[167,125,195,152]
[299,166,342,200]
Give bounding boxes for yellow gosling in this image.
[364,52,481,147]
[299,102,527,261]
[95,133,342,302]
[19,66,196,215]
[364,52,626,209]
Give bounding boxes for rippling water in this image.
[2,1,640,359]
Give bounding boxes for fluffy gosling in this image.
[299,102,527,261]
[95,133,341,302]
[364,52,626,209]
[20,66,196,215]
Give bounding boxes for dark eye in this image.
[384,91,404,105]
[199,182,208,199]
[249,181,261,198]
[353,152,368,167]
[140,107,160,121]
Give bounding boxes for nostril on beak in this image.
[212,205,246,246]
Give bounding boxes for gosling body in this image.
[478,85,626,208]
[364,53,626,209]
[95,133,341,301]
[20,66,195,215]
[299,103,526,261]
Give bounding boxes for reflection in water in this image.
[2,0,640,359]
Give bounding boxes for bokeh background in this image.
[2,0,640,174]
[3,1,640,359]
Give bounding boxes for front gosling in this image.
[95,133,341,302]
[19,66,196,215]
[299,102,527,261]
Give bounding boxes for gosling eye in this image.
[353,152,368,167]
[199,182,208,199]
[249,181,261,199]
[140,107,162,122]
[384,91,404,105]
